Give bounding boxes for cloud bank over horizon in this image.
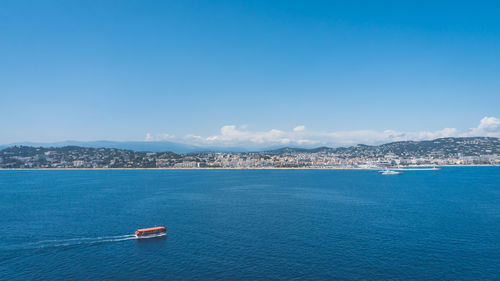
[145,116,500,148]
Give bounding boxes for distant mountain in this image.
[1,140,200,153]
[2,137,499,156]
[0,140,286,154]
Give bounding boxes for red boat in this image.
[135,226,166,237]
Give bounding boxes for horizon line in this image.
[1,136,498,154]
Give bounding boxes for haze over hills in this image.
[2,116,500,153]
[1,137,499,156]
[0,140,256,154]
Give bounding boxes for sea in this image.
[0,168,498,280]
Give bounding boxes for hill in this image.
[266,137,500,158]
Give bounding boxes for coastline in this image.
[0,165,498,171]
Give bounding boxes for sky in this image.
[1,0,500,148]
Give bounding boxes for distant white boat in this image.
[379,170,401,175]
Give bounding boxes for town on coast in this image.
[1,137,499,169]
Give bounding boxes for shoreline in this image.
[0,165,498,171]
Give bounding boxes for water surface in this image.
[0,168,498,280]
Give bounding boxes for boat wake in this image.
[8,234,138,251]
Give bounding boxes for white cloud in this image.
[201,126,288,146]
[147,116,500,148]
[293,125,306,132]
[468,116,500,137]
[144,133,175,141]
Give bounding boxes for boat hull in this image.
[380,170,401,175]
[135,232,167,239]
[135,226,166,238]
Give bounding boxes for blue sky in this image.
[1,0,499,147]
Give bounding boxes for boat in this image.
[379,170,401,175]
[135,226,166,238]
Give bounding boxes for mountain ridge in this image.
[264,137,500,157]
[2,137,498,156]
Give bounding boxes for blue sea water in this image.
[0,168,498,280]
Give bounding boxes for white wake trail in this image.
[10,234,138,250]
[33,234,135,244]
